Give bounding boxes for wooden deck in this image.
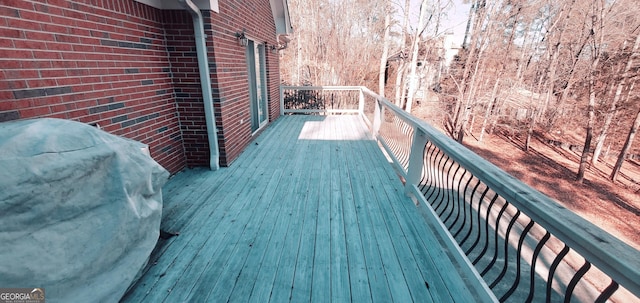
[121,115,482,302]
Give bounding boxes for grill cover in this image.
[0,118,169,302]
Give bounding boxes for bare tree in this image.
[281,0,388,87]
[445,0,487,142]
[592,31,640,165]
[379,3,391,97]
[393,0,411,107]
[611,106,640,181]
[577,0,607,183]
[405,0,431,113]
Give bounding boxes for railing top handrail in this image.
[281,85,364,91]
[358,86,640,296]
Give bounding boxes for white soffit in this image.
[134,0,219,12]
[270,0,293,34]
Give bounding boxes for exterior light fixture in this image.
[235,29,248,46]
[269,44,278,54]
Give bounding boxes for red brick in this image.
[48,112,67,119]
[45,0,69,8]
[2,0,34,10]
[0,27,24,39]
[75,19,98,30]
[0,48,31,59]
[0,92,14,103]
[72,44,94,52]
[4,69,39,79]
[41,23,69,34]
[0,59,20,69]
[69,27,91,36]
[46,41,73,51]
[68,109,88,119]
[84,52,105,61]
[79,36,101,45]
[38,69,66,78]
[31,96,63,107]
[0,36,12,47]
[27,78,58,88]
[56,77,82,86]
[49,103,72,113]
[20,9,52,23]
[54,34,81,44]
[49,15,75,27]
[0,99,29,110]
[20,106,52,118]
[0,7,20,18]
[63,8,86,20]
[50,60,75,68]
[60,52,84,60]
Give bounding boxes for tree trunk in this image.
[611,107,640,181]
[592,32,640,165]
[461,0,476,49]
[540,49,559,121]
[451,0,486,142]
[460,59,487,141]
[549,34,591,128]
[525,109,537,152]
[537,1,573,121]
[379,8,391,97]
[576,1,605,183]
[576,68,596,183]
[394,0,411,107]
[405,0,429,113]
[479,78,500,142]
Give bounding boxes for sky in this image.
[441,0,471,47]
[404,0,471,47]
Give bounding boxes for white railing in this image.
[280,86,365,115]
[280,85,640,303]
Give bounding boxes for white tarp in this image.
[0,118,169,302]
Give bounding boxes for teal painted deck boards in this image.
[121,115,480,303]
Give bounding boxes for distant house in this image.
[0,0,292,173]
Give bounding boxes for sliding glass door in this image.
[246,39,268,132]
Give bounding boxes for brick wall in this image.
[160,1,282,168]
[206,0,281,166]
[0,0,283,171]
[162,10,212,168]
[0,0,186,173]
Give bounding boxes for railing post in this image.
[279,85,285,116]
[405,127,428,204]
[372,99,382,138]
[358,88,365,116]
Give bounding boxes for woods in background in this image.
[279,0,640,183]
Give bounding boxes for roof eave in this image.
[270,0,293,35]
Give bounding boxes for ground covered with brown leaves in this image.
[412,105,639,250]
[463,130,640,250]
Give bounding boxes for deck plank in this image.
[121,115,483,303]
[288,142,323,303]
[241,137,314,302]
[364,136,477,301]
[330,159,351,302]
[268,138,320,302]
[344,141,394,303]
[340,141,373,302]
[183,118,304,302]
[122,118,298,302]
[311,142,332,303]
